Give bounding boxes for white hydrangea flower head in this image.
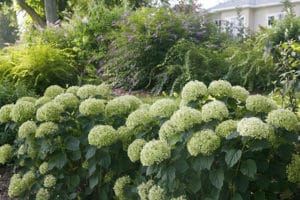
[36,101,64,122]
[137,180,155,200]
[36,188,50,200]
[8,174,25,198]
[126,108,152,128]
[246,95,278,113]
[79,98,106,116]
[106,95,142,117]
[201,100,229,122]
[18,120,37,139]
[215,120,238,138]
[22,170,36,190]
[139,103,151,110]
[0,104,14,123]
[187,129,221,156]
[35,122,59,138]
[113,176,131,200]
[0,144,13,164]
[35,96,51,107]
[158,120,178,141]
[65,86,80,95]
[149,98,178,119]
[44,85,65,98]
[170,106,202,132]
[17,97,37,104]
[237,117,274,140]
[76,84,99,99]
[267,109,298,131]
[96,83,111,99]
[54,93,79,110]
[148,185,166,200]
[44,174,56,188]
[88,125,117,148]
[171,196,187,200]
[181,80,207,103]
[232,86,249,102]
[39,162,49,175]
[208,80,232,98]
[286,154,300,183]
[140,140,171,166]
[127,139,147,162]
[11,101,36,122]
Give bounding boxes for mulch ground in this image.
[0,166,14,200]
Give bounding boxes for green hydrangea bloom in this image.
[286,154,300,183]
[36,188,50,200]
[39,162,49,175]
[22,170,36,190]
[148,185,166,200]
[97,83,111,99]
[232,86,249,102]
[8,174,24,197]
[79,98,106,116]
[44,85,65,98]
[171,196,187,200]
[0,104,14,123]
[11,101,36,122]
[76,84,99,99]
[18,120,37,139]
[104,170,114,183]
[0,144,13,164]
[187,129,221,156]
[35,122,59,138]
[106,95,142,117]
[126,108,152,128]
[54,93,79,109]
[246,95,278,113]
[65,86,80,95]
[208,80,232,98]
[118,126,136,150]
[36,101,64,122]
[170,106,202,132]
[140,140,171,166]
[17,96,37,104]
[158,120,178,141]
[35,96,51,107]
[44,174,56,188]
[267,109,298,131]
[127,139,147,162]
[201,100,229,122]
[149,99,178,119]
[113,176,131,200]
[215,120,238,138]
[88,125,117,148]
[237,117,274,140]
[181,80,207,103]
[137,180,155,200]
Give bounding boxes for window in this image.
[267,12,285,27]
[268,15,275,26]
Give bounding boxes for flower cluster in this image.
[201,100,229,122]
[65,86,80,95]
[79,98,106,116]
[267,109,298,131]
[170,106,202,132]
[237,117,274,140]
[149,98,178,118]
[127,139,147,162]
[126,108,152,128]
[286,154,300,183]
[106,95,142,117]
[246,95,277,113]
[104,170,114,183]
[181,80,207,103]
[215,120,238,138]
[22,171,36,190]
[36,101,64,122]
[11,101,36,122]
[171,196,187,200]
[0,144,13,164]
[113,176,131,200]
[137,180,154,200]
[44,174,56,188]
[231,86,249,102]
[35,96,51,107]
[8,174,24,197]
[39,162,49,175]
[35,122,59,138]
[76,84,99,99]
[17,97,37,104]
[44,85,65,98]
[158,120,178,141]
[18,120,37,139]
[88,125,117,148]
[54,93,79,109]
[36,188,50,200]
[208,80,232,98]
[0,104,14,123]
[140,140,171,166]
[96,83,111,99]
[187,129,221,156]
[148,185,166,200]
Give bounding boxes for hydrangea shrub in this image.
[0,81,299,199]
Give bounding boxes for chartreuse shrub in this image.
[0,80,299,199]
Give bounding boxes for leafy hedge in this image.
[0,80,299,200]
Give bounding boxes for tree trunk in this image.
[44,0,59,26]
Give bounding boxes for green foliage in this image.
[0,81,299,199]
[0,5,18,48]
